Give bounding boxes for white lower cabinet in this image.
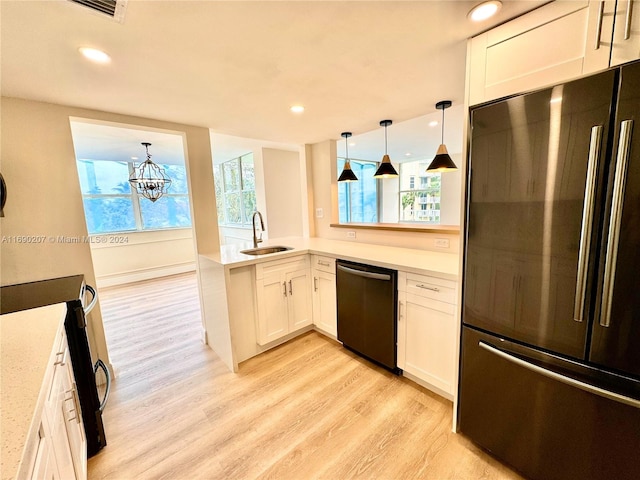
[19,328,87,480]
[312,270,337,337]
[255,256,312,345]
[311,255,337,337]
[397,272,457,398]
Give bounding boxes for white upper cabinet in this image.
[611,0,640,66]
[468,1,640,106]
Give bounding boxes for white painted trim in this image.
[96,261,196,288]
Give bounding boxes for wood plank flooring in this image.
[88,272,523,480]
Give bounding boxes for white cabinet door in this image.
[611,0,640,66]
[312,270,337,337]
[255,257,313,346]
[256,272,289,345]
[287,268,312,331]
[398,291,456,395]
[31,419,61,480]
[46,335,77,480]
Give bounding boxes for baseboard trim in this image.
[96,262,196,288]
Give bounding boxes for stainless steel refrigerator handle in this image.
[94,359,111,412]
[574,125,603,322]
[601,120,634,328]
[624,0,633,40]
[337,264,391,281]
[595,1,605,49]
[479,341,640,409]
[84,284,98,315]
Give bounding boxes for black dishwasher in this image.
[336,260,399,373]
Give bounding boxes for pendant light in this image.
[338,132,358,182]
[128,142,172,202]
[427,101,458,172]
[373,119,399,178]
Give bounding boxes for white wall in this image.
[440,153,463,226]
[261,148,303,239]
[216,145,304,245]
[1,96,218,375]
[309,140,462,253]
[90,228,195,288]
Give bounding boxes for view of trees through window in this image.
[213,153,256,226]
[337,158,441,224]
[76,159,192,234]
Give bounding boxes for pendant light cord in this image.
[441,107,445,144]
[384,124,388,154]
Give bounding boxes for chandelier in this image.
[128,142,172,202]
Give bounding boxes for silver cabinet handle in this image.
[283,281,287,297]
[64,386,82,423]
[574,125,603,322]
[624,0,633,40]
[288,280,293,296]
[399,301,404,321]
[595,0,605,49]
[601,120,634,327]
[314,277,318,292]
[416,284,439,292]
[54,349,66,366]
[318,261,331,267]
[479,341,640,409]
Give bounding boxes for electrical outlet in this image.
[347,231,357,239]
[434,238,450,248]
[315,208,324,218]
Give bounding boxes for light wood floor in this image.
[88,272,523,480]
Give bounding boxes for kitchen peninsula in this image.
[199,237,460,400]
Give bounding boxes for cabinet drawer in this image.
[255,255,309,280]
[402,272,457,304]
[312,255,335,274]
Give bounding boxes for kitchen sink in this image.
[239,246,292,256]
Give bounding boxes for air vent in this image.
[69,0,127,23]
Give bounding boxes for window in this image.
[337,158,378,223]
[337,158,441,224]
[76,159,192,234]
[214,153,256,226]
[399,161,441,223]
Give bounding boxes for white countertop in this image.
[1,303,67,480]
[202,237,460,280]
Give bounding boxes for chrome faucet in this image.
[252,211,265,248]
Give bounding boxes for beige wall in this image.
[309,140,462,253]
[261,148,303,239]
[0,96,218,373]
[90,228,195,287]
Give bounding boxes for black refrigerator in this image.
[459,61,640,480]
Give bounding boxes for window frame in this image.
[215,153,256,228]
[77,159,192,235]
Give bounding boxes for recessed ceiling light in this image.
[79,47,111,64]
[429,120,439,127]
[131,156,139,160]
[468,1,502,22]
[290,105,305,113]
[349,142,356,147]
[405,153,412,156]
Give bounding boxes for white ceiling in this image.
[1,0,547,153]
